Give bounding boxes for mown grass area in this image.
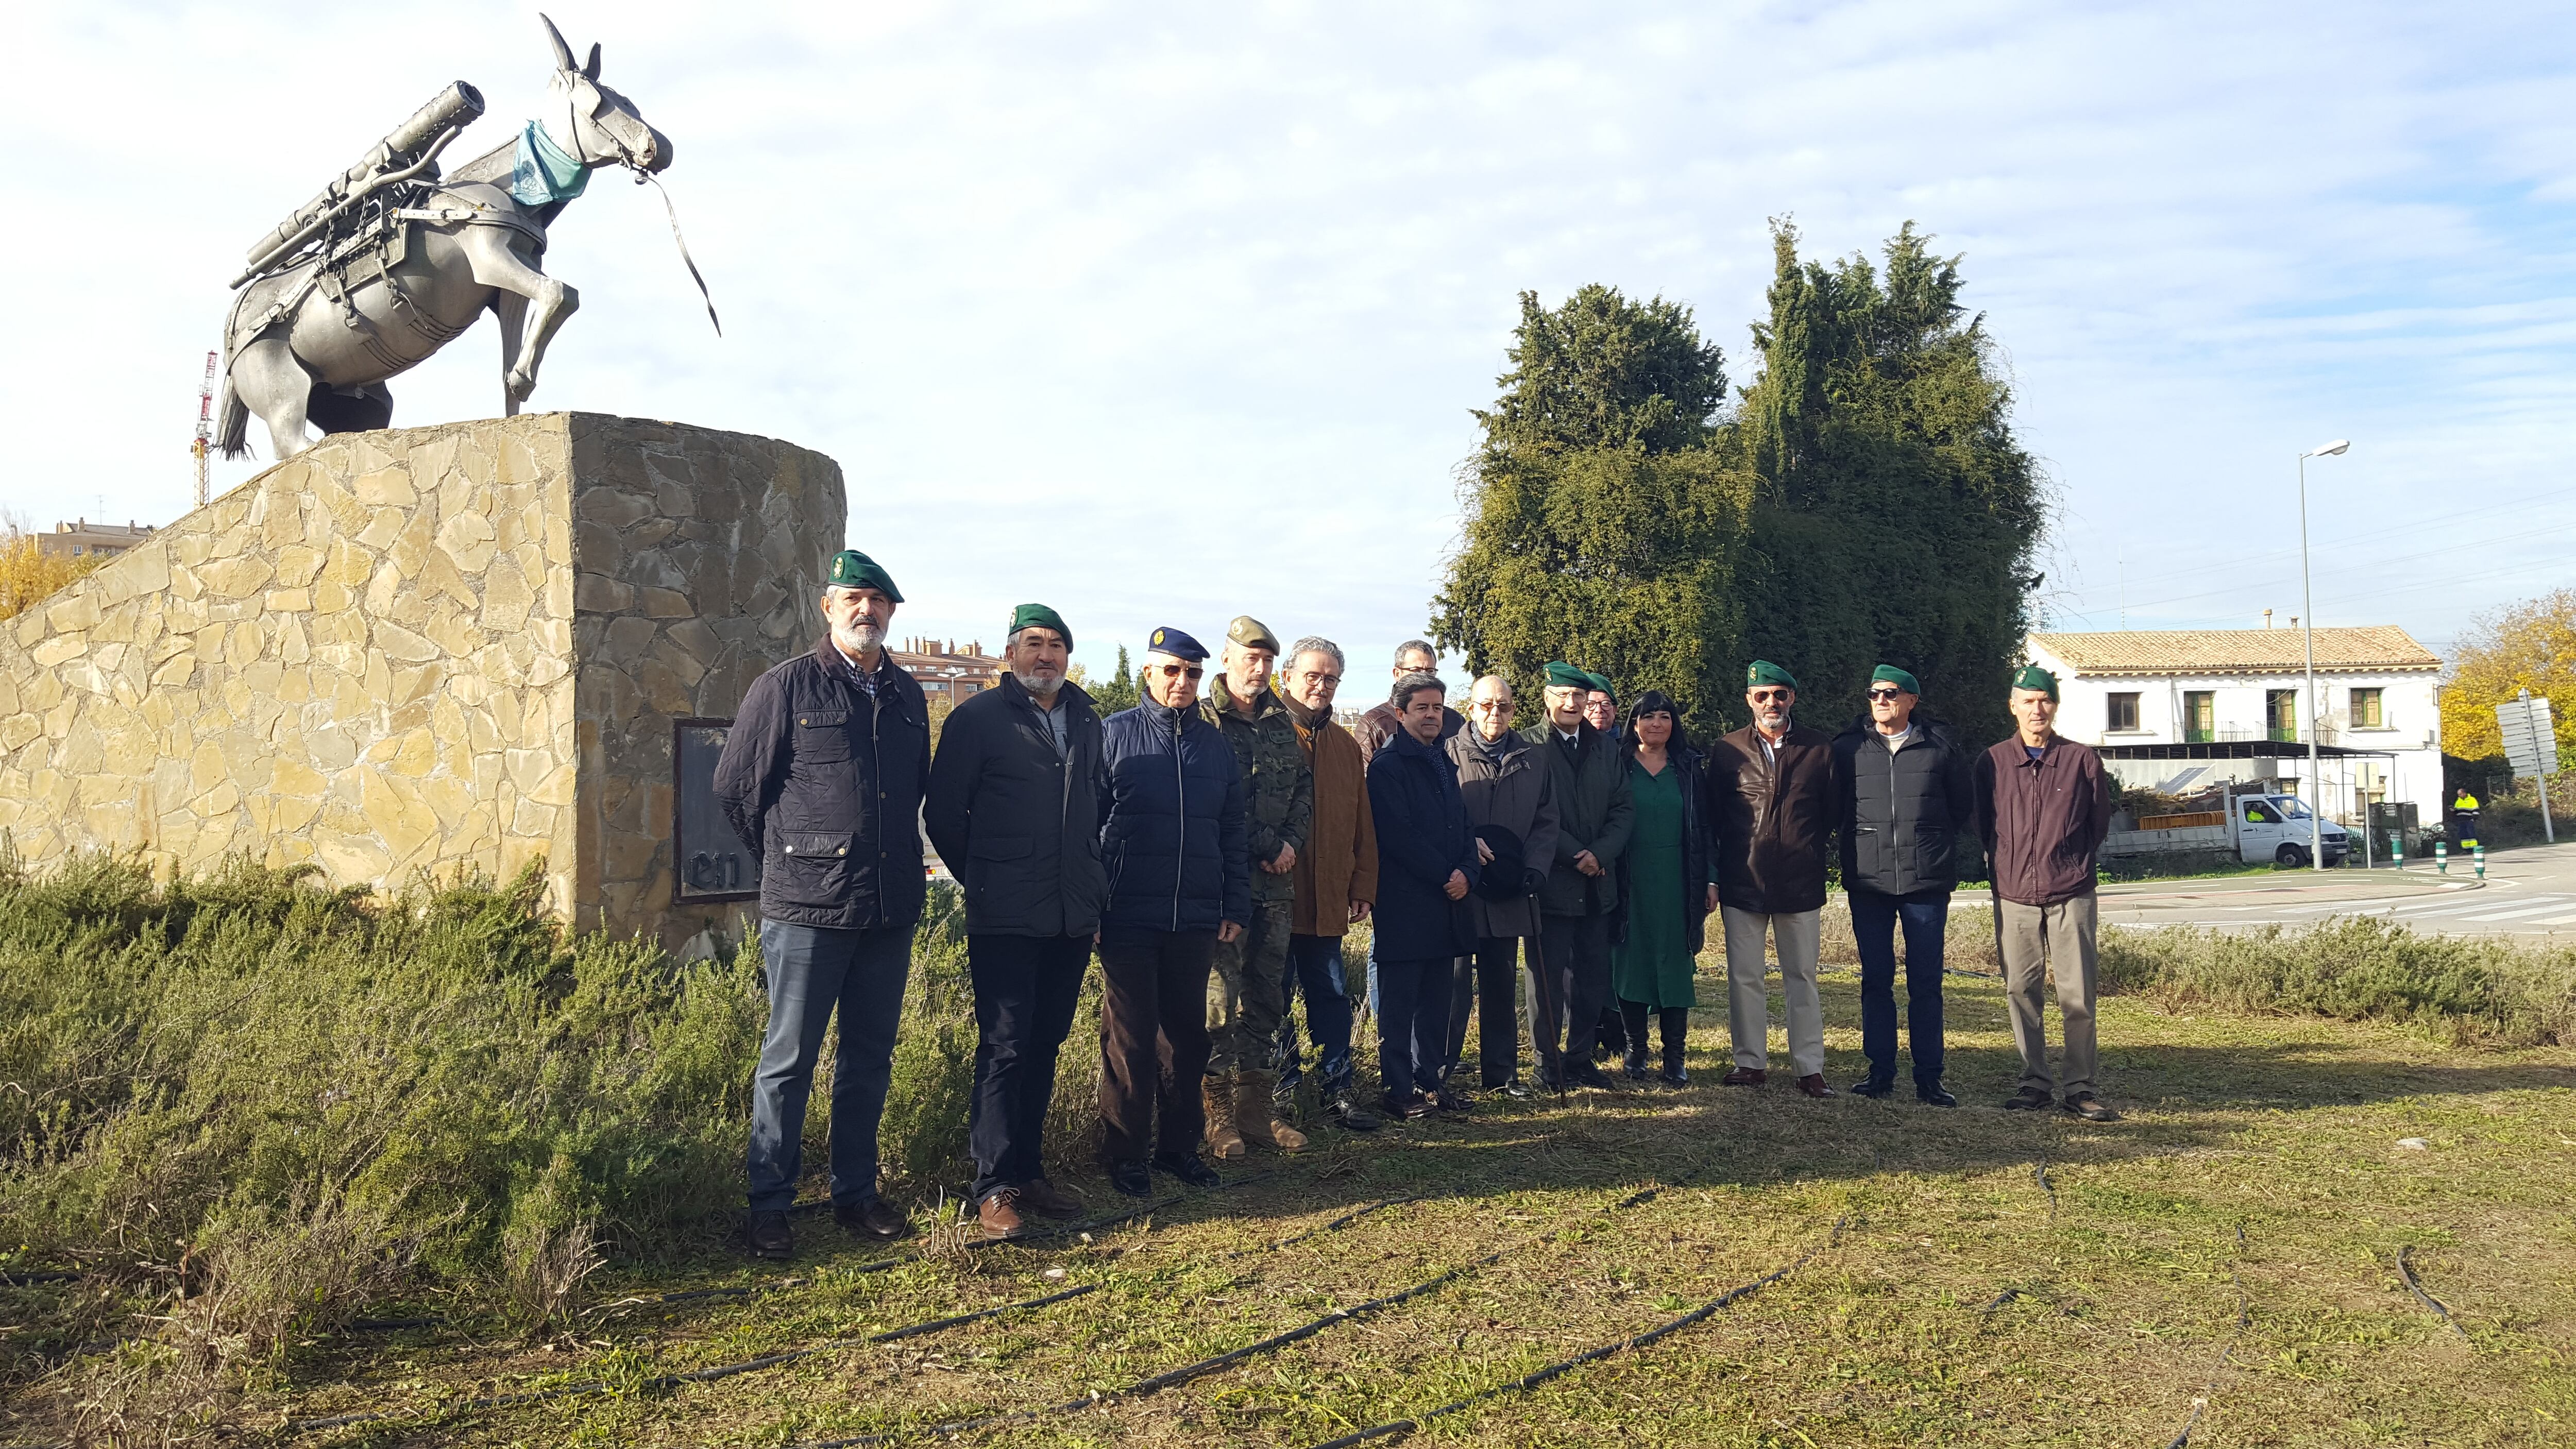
[4,857,2572,1446]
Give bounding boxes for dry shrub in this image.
[497,1218,604,1333]
[0,524,106,621]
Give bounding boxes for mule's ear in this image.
[538,12,578,71]
[583,42,601,80]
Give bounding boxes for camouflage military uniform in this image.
[1201,671,1313,1079]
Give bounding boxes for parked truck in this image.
[2100,793,2351,868]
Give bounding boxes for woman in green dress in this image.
[1611,690,1715,1085]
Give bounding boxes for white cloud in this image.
[4,0,2570,684]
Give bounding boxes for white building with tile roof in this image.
[2023,624,2444,828]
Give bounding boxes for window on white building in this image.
[2107,692,2140,731]
[2350,687,2383,728]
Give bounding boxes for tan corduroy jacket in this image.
[1286,703,1379,935]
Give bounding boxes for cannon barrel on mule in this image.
[233,82,488,288]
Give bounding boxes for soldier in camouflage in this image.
[1200,615,1315,1157]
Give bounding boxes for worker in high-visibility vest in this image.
[2452,787,2481,849]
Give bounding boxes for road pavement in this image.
[2081,839,2576,938]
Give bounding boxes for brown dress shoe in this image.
[1721,1067,1768,1087]
[1793,1074,1836,1098]
[1018,1178,1082,1219]
[977,1187,1029,1241]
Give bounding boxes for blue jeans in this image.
[747,919,913,1213]
[1278,933,1357,1089]
[1373,955,1454,1101]
[1849,888,1949,1084]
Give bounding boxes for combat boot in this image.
[1204,1078,1247,1159]
[1236,1070,1309,1152]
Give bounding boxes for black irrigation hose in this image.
[2396,1246,2470,1342]
[1302,1215,1850,1449]
[2158,1225,2251,1449]
[281,1283,1100,1436]
[1980,1288,2020,1314]
[0,1270,84,1286]
[790,1168,1716,1446]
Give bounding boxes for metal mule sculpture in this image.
[217,14,681,461]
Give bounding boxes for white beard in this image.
[1012,666,1062,697]
[835,622,887,655]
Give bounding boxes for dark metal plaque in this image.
[673,718,760,904]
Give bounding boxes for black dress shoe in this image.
[835,1198,911,1241]
[1429,1087,1473,1114]
[2062,1092,2122,1122]
[2002,1087,2054,1112]
[1564,1061,1615,1091]
[1108,1158,1152,1198]
[1657,1065,1689,1088]
[1850,1075,1897,1099]
[746,1209,793,1260]
[1327,1092,1383,1132]
[1151,1150,1223,1188]
[1916,1080,1958,1107]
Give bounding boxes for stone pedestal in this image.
[0,413,844,948]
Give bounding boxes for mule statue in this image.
[217,14,674,461]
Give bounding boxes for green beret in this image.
[1745,660,1798,689]
[1871,664,1921,695]
[2011,664,2060,701]
[825,549,903,602]
[1009,603,1070,648]
[1582,671,1615,698]
[1544,661,1590,690]
[1226,615,1281,654]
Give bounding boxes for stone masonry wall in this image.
[0,412,842,947]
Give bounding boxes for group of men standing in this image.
[714,551,2120,1259]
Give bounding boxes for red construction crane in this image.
[192,351,216,509]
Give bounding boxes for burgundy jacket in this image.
[1973,735,2115,907]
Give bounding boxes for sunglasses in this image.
[1867,688,1906,702]
[1154,664,1205,679]
[1748,689,1791,703]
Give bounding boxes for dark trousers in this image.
[1445,936,1532,1086]
[1277,933,1357,1091]
[967,933,1090,1203]
[747,919,914,1213]
[1538,911,1614,1070]
[1616,999,1690,1061]
[1374,955,1454,1100]
[1850,887,1950,1084]
[1096,924,1216,1162]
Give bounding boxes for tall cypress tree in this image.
[1435,287,1746,737]
[1723,221,2047,745]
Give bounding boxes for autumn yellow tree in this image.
[0,525,104,621]
[2441,588,2576,764]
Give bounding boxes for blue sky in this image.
[6,1,2570,684]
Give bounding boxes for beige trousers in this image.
[1720,906,1823,1076]
[1997,894,2099,1098]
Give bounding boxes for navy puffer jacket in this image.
[1098,695,1251,932]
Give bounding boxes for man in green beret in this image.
[1974,664,2118,1121]
[924,603,1107,1240]
[1830,663,1975,1106]
[1524,660,1634,1090]
[1199,615,1314,1157]
[1710,660,1842,1098]
[715,548,928,1259]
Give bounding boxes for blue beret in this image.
[1146,626,1209,662]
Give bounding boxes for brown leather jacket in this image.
[1706,722,1841,915]
[1973,735,2113,907]
[1286,703,1379,935]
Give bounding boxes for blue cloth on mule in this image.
[510,121,593,207]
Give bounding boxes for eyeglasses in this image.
[1748,689,1791,703]
[1154,664,1205,679]
[1866,688,1905,702]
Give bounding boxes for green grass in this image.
[5,857,2572,1446]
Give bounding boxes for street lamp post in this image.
[2297,439,2350,871]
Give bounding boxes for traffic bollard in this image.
[2436,841,2448,874]
[2474,844,2486,879]
[2389,831,2403,867]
